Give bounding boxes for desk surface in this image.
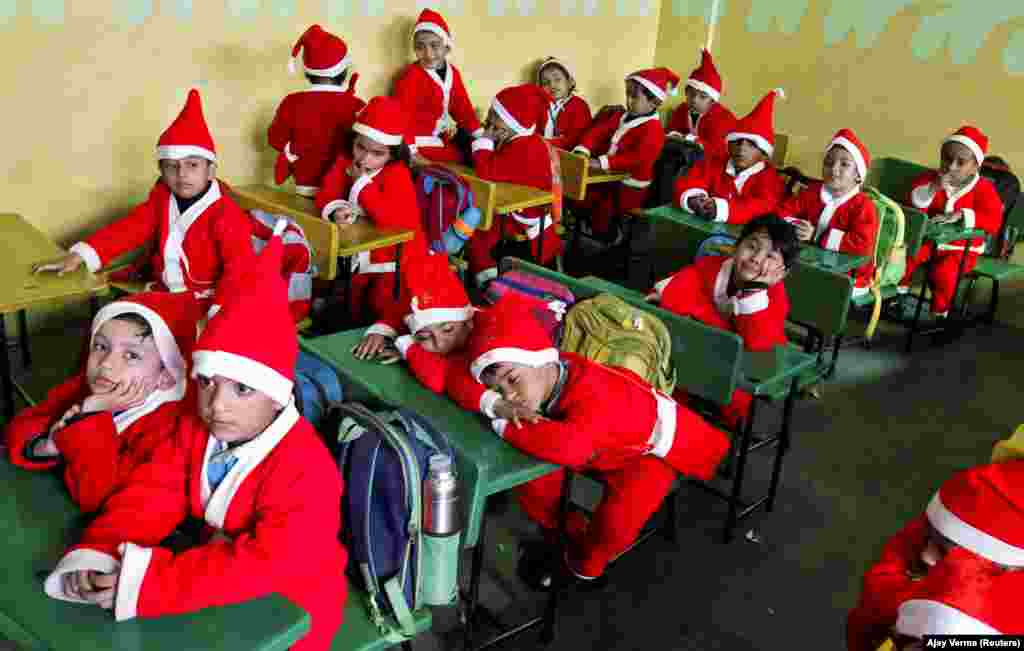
[0,460,310,651]
[586,171,629,185]
[0,214,107,314]
[299,331,557,548]
[441,164,553,215]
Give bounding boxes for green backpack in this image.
[559,293,676,394]
[862,186,907,338]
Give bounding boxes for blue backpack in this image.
[335,403,455,638]
[415,165,482,255]
[293,351,344,432]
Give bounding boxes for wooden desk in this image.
[0,460,310,651]
[0,214,108,422]
[440,164,553,231]
[556,149,627,201]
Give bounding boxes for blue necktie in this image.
[207,440,238,492]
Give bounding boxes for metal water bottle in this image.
[421,453,461,606]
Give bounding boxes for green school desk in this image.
[0,214,108,423]
[0,460,310,651]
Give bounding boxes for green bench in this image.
[333,579,431,651]
[966,198,1024,323]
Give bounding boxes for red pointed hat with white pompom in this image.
[156,89,216,163]
[727,88,785,157]
[289,24,351,78]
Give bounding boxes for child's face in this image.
[728,138,767,171]
[413,32,449,70]
[484,362,556,413]
[352,135,392,175]
[414,319,473,355]
[733,228,787,285]
[684,85,714,115]
[939,141,980,186]
[921,523,958,568]
[539,66,571,101]
[196,374,280,444]
[87,318,173,398]
[159,157,214,200]
[625,80,659,116]
[483,109,515,144]
[822,146,861,194]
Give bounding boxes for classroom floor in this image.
[4,278,1023,651]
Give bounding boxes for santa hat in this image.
[413,9,453,47]
[491,84,553,136]
[403,253,474,335]
[192,219,297,406]
[156,89,216,163]
[626,67,680,103]
[944,125,989,165]
[468,295,560,383]
[289,24,351,77]
[537,56,574,86]
[686,49,722,102]
[827,128,871,182]
[726,88,785,157]
[352,96,406,147]
[926,460,1024,568]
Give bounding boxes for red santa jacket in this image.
[315,157,429,274]
[472,133,554,239]
[778,183,880,293]
[44,404,346,651]
[390,333,501,417]
[392,62,482,154]
[267,85,366,195]
[675,155,785,225]
[666,101,738,161]
[70,179,255,304]
[574,109,664,193]
[654,255,789,352]
[908,171,1003,253]
[5,373,187,513]
[539,95,592,151]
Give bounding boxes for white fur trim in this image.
[653,275,673,299]
[321,199,349,222]
[471,138,494,153]
[162,180,221,293]
[404,304,474,335]
[155,145,216,163]
[926,492,1024,567]
[828,136,867,182]
[896,599,1001,637]
[492,98,534,136]
[825,229,845,251]
[851,285,870,299]
[685,78,720,102]
[44,549,121,602]
[726,160,766,193]
[734,290,770,315]
[294,185,319,197]
[413,22,452,47]
[303,84,347,94]
[726,132,773,157]
[897,285,909,295]
[598,155,610,171]
[961,208,976,230]
[304,54,351,78]
[491,418,508,438]
[365,322,398,338]
[911,183,936,210]
[470,347,559,382]
[353,122,403,146]
[69,242,102,273]
[283,141,298,163]
[666,131,684,140]
[622,177,651,188]
[480,390,501,419]
[113,542,153,621]
[192,350,294,407]
[712,198,730,222]
[679,187,709,210]
[573,145,591,156]
[415,135,444,149]
[394,334,415,358]
[647,391,677,458]
[472,127,485,138]
[944,134,984,165]
[626,75,666,102]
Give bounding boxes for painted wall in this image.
[1,0,660,244]
[655,1,1024,177]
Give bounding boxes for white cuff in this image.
[825,229,845,251]
[712,198,730,222]
[734,290,770,315]
[598,155,610,171]
[471,127,485,138]
[408,144,419,155]
[207,304,221,320]
[666,131,684,140]
[283,141,298,163]
[364,322,398,338]
[679,188,709,210]
[321,199,349,222]
[961,208,976,230]
[394,335,415,358]
[573,145,590,156]
[851,284,870,299]
[652,275,673,300]
[491,418,509,438]
[69,242,103,273]
[114,542,153,622]
[44,548,121,602]
[684,134,700,144]
[911,184,936,210]
[897,285,910,294]
[471,138,494,153]
[480,390,502,419]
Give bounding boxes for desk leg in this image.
[539,469,573,645]
[906,262,931,353]
[0,314,13,423]
[393,245,403,300]
[328,256,353,333]
[827,334,842,380]
[18,310,30,369]
[766,378,799,512]
[724,399,758,544]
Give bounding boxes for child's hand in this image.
[753,258,787,287]
[793,219,815,241]
[49,404,82,435]
[932,210,963,226]
[493,399,545,429]
[34,253,84,276]
[87,571,118,610]
[352,334,390,360]
[82,378,155,414]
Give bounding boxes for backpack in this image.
[293,351,344,433]
[414,166,482,256]
[980,156,1021,258]
[861,186,906,339]
[645,139,704,208]
[248,209,317,323]
[336,403,457,639]
[483,269,575,345]
[695,233,738,260]
[559,293,676,395]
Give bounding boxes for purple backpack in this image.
[484,270,575,345]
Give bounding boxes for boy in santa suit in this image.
[465,294,729,585]
[5,292,198,513]
[572,68,676,240]
[536,57,592,152]
[268,24,366,198]
[665,49,737,161]
[650,215,797,430]
[315,96,429,324]
[467,84,561,287]
[392,9,484,166]
[42,221,347,651]
[846,461,1024,651]
[36,90,254,312]
[894,125,1003,318]
[778,129,879,300]
[675,89,787,225]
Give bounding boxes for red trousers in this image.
[466,222,563,282]
[342,272,403,325]
[417,142,466,165]
[899,242,979,314]
[580,183,648,235]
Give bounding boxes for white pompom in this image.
[669,84,679,97]
[288,57,297,75]
[272,218,288,236]
[774,88,786,100]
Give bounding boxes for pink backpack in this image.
[483,270,575,345]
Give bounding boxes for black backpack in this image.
[980,156,1021,258]
[645,139,705,209]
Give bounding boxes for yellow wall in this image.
[654,0,1024,177]
[1,1,660,245]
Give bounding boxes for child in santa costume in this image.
[665,49,737,161]
[5,292,198,513]
[466,294,729,585]
[268,24,366,197]
[467,84,561,287]
[42,221,347,651]
[36,90,254,312]
[315,96,429,324]
[651,215,797,430]
[846,460,1024,651]
[778,129,879,300]
[572,68,675,239]
[536,57,592,152]
[392,9,483,165]
[674,89,786,225]
[894,125,1003,318]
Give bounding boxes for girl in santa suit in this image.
[665,49,737,161]
[43,222,347,651]
[315,96,429,324]
[35,90,254,313]
[778,129,879,300]
[5,292,198,513]
[536,57,592,152]
[392,9,484,166]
